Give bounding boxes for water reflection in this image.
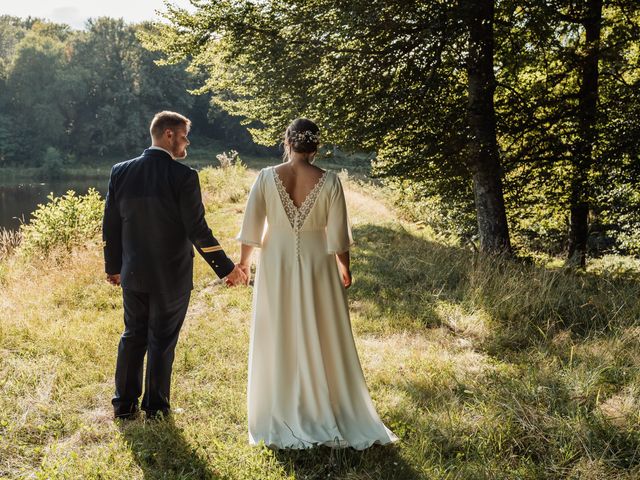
[0,179,107,230]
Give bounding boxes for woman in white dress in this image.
[236,118,397,450]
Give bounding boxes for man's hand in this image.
[106,273,121,286]
[224,264,248,287]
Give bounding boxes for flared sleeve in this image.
[237,169,267,247]
[326,173,353,254]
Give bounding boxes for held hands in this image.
[225,264,249,287]
[105,266,249,288]
[236,263,251,285]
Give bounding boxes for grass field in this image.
[1,163,639,479]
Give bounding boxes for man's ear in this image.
[165,128,174,140]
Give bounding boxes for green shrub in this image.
[19,188,104,258]
[198,161,251,207]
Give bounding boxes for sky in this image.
[0,0,195,30]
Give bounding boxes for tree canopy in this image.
[0,15,259,166]
[147,0,640,259]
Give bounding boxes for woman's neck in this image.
[286,152,315,169]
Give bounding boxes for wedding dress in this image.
[237,166,398,449]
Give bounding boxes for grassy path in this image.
[1,165,640,479]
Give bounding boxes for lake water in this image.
[0,156,358,231]
[0,178,108,230]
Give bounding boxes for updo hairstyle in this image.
[284,118,321,155]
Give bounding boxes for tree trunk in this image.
[567,0,602,267]
[463,0,511,254]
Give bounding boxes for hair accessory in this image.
[289,130,320,144]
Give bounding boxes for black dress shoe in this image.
[114,404,139,420]
[144,408,171,420]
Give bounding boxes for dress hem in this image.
[250,435,399,451]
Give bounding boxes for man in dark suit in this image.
[103,111,246,420]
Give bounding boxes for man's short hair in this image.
[150,111,191,139]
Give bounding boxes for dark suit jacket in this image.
[102,148,235,293]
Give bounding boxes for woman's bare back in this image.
[273,163,326,208]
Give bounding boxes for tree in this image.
[462,0,511,253]
[70,18,155,156]
[568,0,602,266]
[5,31,68,164]
[66,19,199,156]
[494,0,640,262]
[147,0,513,253]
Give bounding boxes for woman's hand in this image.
[238,263,251,285]
[236,244,255,286]
[336,251,352,288]
[338,262,352,289]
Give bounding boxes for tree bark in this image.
[463,0,511,254]
[567,0,602,267]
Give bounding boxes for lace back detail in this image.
[273,167,328,231]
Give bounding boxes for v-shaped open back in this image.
[272,167,328,231]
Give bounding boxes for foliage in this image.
[4,30,68,164]
[0,16,261,166]
[19,188,104,258]
[1,4,639,259]
[385,178,477,245]
[67,18,197,156]
[198,161,251,207]
[146,0,471,186]
[0,113,18,164]
[146,0,640,259]
[40,146,64,179]
[495,0,640,256]
[598,182,640,255]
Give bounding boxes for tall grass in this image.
[0,164,639,479]
[0,227,21,261]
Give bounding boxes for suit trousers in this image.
[112,288,191,416]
